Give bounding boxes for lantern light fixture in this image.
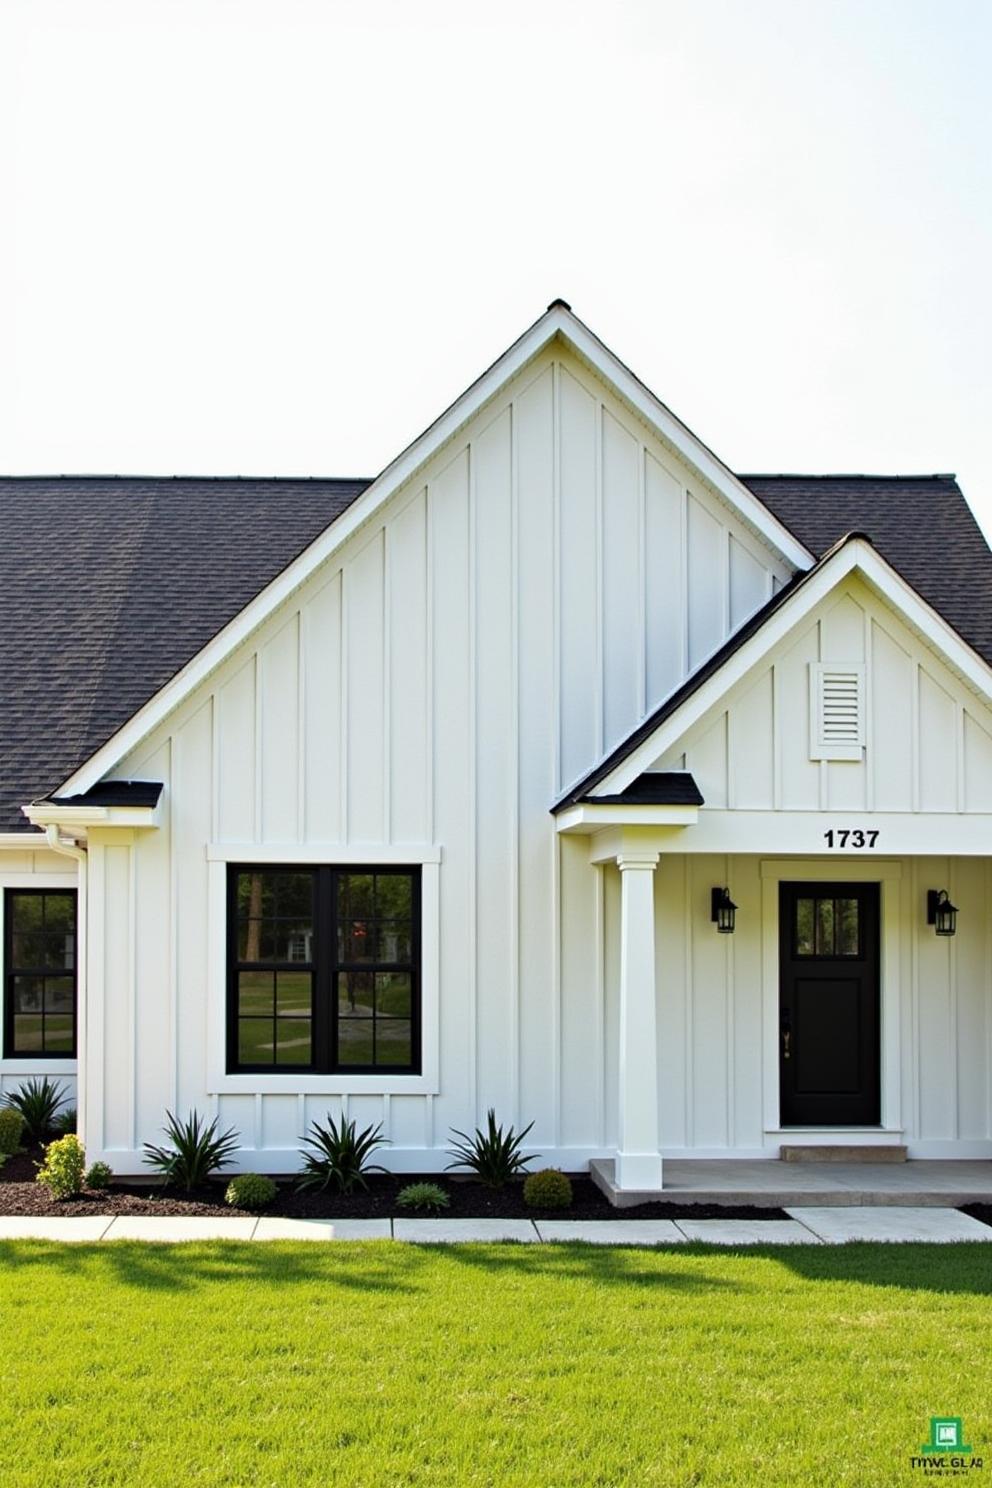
[711,886,737,934]
[926,889,958,937]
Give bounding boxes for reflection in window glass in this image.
[794,894,861,958]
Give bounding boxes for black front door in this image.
[779,882,880,1126]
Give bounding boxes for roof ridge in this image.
[0,473,375,484]
[740,472,958,482]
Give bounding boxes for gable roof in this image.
[0,476,368,830]
[555,530,992,810]
[2,313,990,832]
[741,474,992,667]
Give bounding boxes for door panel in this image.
[779,883,880,1125]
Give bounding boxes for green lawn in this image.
[1,1241,989,1486]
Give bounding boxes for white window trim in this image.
[205,846,441,1095]
[0,872,80,1077]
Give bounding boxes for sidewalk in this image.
[0,1207,989,1244]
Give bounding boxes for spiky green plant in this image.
[445,1109,536,1188]
[3,1077,68,1142]
[396,1181,450,1214]
[296,1115,388,1194]
[142,1110,240,1191]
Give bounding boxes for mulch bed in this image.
[959,1204,992,1229]
[0,1144,788,1221]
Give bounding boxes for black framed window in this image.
[228,866,420,1074]
[4,889,78,1057]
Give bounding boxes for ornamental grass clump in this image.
[36,1134,86,1200]
[143,1110,240,1191]
[0,1107,24,1155]
[3,1077,68,1143]
[396,1182,450,1215]
[523,1168,573,1210]
[297,1115,388,1194]
[225,1173,277,1210]
[446,1109,536,1188]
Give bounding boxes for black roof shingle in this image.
[1,472,989,832]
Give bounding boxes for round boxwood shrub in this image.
[522,1168,573,1210]
[36,1134,86,1200]
[225,1172,277,1210]
[0,1107,24,1155]
[85,1161,114,1191]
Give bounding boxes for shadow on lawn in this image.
[0,1238,744,1298]
[769,1241,992,1297]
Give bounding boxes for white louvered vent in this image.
[809,663,865,761]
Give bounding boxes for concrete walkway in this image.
[640,1158,992,1207]
[0,1207,989,1244]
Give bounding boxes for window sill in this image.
[207,1072,439,1096]
[0,1059,77,1076]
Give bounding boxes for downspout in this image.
[44,826,88,1148]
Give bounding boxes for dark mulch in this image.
[0,1144,787,1221]
[958,1204,992,1230]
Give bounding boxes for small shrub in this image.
[446,1109,536,1188]
[396,1181,450,1214]
[225,1173,277,1210]
[0,1107,24,1155]
[523,1168,573,1210]
[85,1161,113,1191]
[143,1110,240,1191]
[36,1134,86,1200]
[3,1077,68,1142]
[53,1107,77,1136]
[297,1115,388,1194]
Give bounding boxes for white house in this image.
[4,301,992,1197]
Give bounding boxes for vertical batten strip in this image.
[552,362,562,793]
[720,526,731,644]
[679,486,689,679]
[771,662,782,810]
[948,860,959,1140]
[382,525,392,843]
[551,833,562,1148]
[509,403,521,1125]
[636,445,647,719]
[911,858,922,1139]
[594,403,605,758]
[297,609,307,842]
[725,853,734,1150]
[864,612,875,812]
[910,663,921,812]
[425,485,435,847]
[253,1093,262,1152]
[467,442,478,1124]
[252,652,262,844]
[340,565,350,842]
[127,842,137,1152]
[955,703,966,813]
[169,735,180,1113]
[985,860,992,1142]
[209,690,220,844]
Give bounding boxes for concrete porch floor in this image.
[591,1157,992,1208]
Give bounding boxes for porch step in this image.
[779,1144,907,1164]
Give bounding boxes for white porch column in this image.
[616,851,662,1191]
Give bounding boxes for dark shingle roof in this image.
[577,771,704,807]
[52,781,164,809]
[2,472,990,833]
[0,477,370,830]
[739,475,992,667]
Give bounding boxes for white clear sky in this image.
[2,0,990,535]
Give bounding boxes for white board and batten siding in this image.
[0,846,79,1105]
[85,343,789,1171]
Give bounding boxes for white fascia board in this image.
[0,832,49,850]
[590,538,992,799]
[555,802,699,834]
[23,803,160,833]
[56,305,810,799]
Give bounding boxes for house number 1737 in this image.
[823,829,879,848]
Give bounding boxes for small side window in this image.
[4,889,78,1057]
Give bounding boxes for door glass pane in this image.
[815,898,835,956]
[836,898,860,956]
[795,899,815,956]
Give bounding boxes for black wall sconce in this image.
[711,887,737,934]
[927,889,958,937]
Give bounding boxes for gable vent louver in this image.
[809,663,865,761]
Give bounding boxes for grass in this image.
[0,1241,990,1486]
